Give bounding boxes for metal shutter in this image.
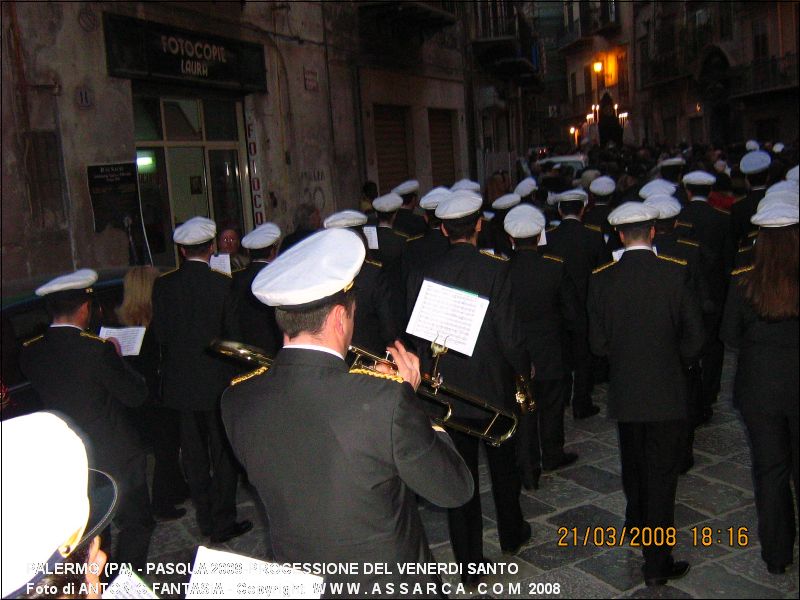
[373,105,410,194]
[428,109,456,188]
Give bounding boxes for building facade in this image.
[3,1,543,283]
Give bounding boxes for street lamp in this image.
[593,61,603,108]
[569,126,578,148]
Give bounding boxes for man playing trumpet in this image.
[221,228,472,597]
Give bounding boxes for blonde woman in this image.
[118,266,188,520]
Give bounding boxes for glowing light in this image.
[593,61,603,73]
[136,156,153,167]
[569,127,576,134]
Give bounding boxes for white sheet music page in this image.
[186,546,322,599]
[98,327,146,356]
[210,253,232,275]
[406,279,490,357]
[362,226,379,250]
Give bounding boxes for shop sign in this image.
[103,13,267,92]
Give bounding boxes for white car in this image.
[535,154,588,175]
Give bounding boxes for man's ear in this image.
[179,247,188,259]
[475,218,482,233]
[440,224,450,238]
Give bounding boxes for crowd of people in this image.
[1,137,797,598]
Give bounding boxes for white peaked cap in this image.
[251,229,365,308]
[740,150,771,175]
[35,269,98,297]
[513,177,538,197]
[644,194,682,219]
[372,193,403,213]
[589,176,616,196]
[608,201,660,226]
[751,203,799,228]
[173,216,216,245]
[451,178,481,192]
[435,190,483,219]
[323,210,368,229]
[504,204,546,238]
[492,193,521,210]
[391,180,420,196]
[241,223,281,249]
[639,178,677,199]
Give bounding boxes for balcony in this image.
[559,1,595,51]
[640,45,689,88]
[594,0,621,35]
[357,1,458,31]
[469,2,540,81]
[729,54,799,98]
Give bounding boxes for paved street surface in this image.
[142,351,798,598]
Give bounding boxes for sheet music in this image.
[186,546,322,599]
[406,279,489,357]
[362,226,379,250]
[210,253,232,275]
[99,327,146,356]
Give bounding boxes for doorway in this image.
[133,92,250,267]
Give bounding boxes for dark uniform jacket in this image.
[352,258,398,355]
[720,267,799,415]
[507,250,579,380]
[583,202,613,240]
[20,326,148,475]
[730,187,767,248]
[678,199,734,307]
[376,226,407,266]
[401,228,450,285]
[394,207,427,238]
[151,260,239,411]
[221,348,472,593]
[231,260,282,357]
[544,218,611,303]
[406,243,530,418]
[653,232,714,314]
[587,250,705,421]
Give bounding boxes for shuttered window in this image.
[373,104,410,194]
[428,109,456,188]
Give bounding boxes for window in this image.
[617,52,628,100]
[752,18,768,61]
[583,64,593,98]
[719,2,732,40]
[26,131,67,229]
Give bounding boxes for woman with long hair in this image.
[117,266,188,520]
[721,203,799,576]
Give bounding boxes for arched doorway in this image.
[697,48,731,146]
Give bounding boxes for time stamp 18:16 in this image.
[557,526,749,548]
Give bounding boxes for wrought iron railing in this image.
[730,53,799,97]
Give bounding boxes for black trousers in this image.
[701,313,724,409]
[618,419,687,577]
[741,408,799,568]
[180,409,239,536]
[447,423,527,567]
[564,333,594,414]
[151,406,188,511]
[517,379,566,478]
[102,454,155,571]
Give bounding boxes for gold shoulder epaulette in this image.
[731,265,754,276]
[365,258,383,268]
[231,266,246,275]
[592,261,616,274]
[23,334,44,347]
[732,195,747,204]
[230,366,268,386]
[159,267,178,277]
[675,220,693,229]
[348,367,403,383]
[480,249,509,261]
[678,238,699,247]
[738,245,752,253]
[584,223,601,233]
[545,225,557,233]
[395,230,410,239]
[543,254,564,263]
[406,234,423,242]
[657,254,688,266]
[80,332,109,343]
[211,269,233,278]
[747,230,758,239]
[713,206,730,215]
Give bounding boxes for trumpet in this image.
[349,344,522,446]
[212,340,273,368]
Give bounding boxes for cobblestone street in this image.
[143,351,798,598]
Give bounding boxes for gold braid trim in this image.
[657,254,688,266]
[731,265,754,276]
[80,332,109,343]
[592,261,616,274]
[23,334,44,347]
[230,366,268,386]
[349,367,403,383]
